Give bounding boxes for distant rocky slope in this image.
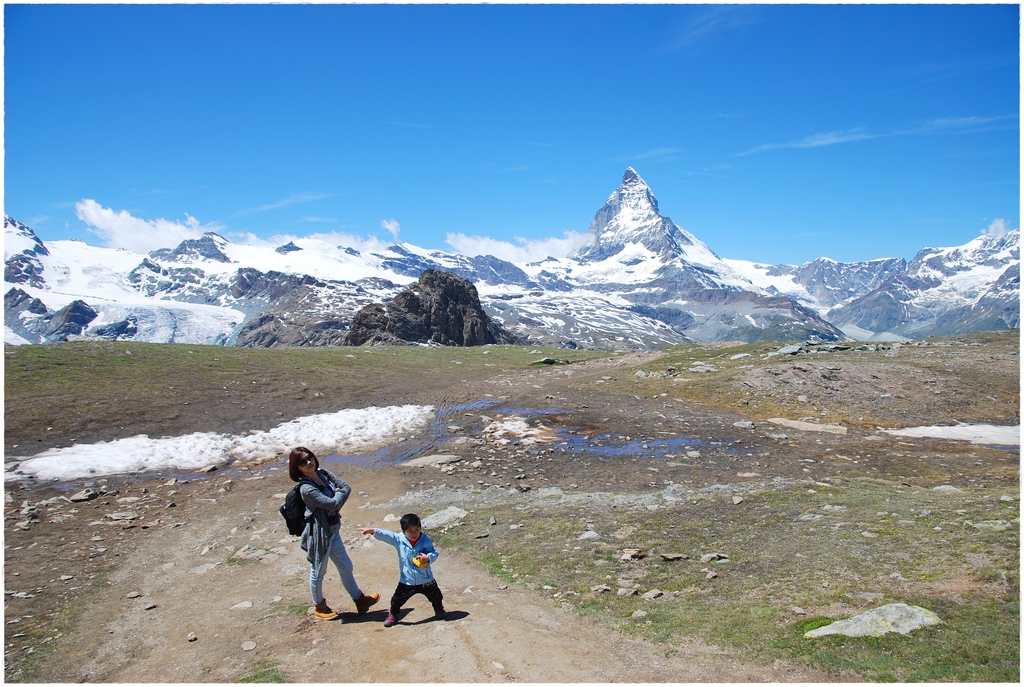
[342,269,525,347]
[4,169,1019,349]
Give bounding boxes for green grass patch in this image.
[234,659,287,683]
[436,478,1019,681]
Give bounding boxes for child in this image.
[358,513,446,627]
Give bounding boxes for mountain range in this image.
[4,168,1019,350]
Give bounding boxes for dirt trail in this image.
[29,465,834,684]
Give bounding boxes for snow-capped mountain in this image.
[5,169,1019,349]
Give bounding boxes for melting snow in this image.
[7,404,435,482]
[881,423,1020,446]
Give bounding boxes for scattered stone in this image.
[733,421,755,429]
[578,531,599,541]
[127,591,143,598]
[631,610,648,619]
[474,532,489,539]
[973,520,1011,531]
[700,553,728,563]
[620,548,645,560]
[791,606,806,615]
[68,489,98,502]
[199,465,219,473]
[231,545,269,561]
[189,563,220,575]
[403,454,462,468]
[766,418,847,434]
[591,585,612,593]
[230,601,253,611]
[732,496,744,505]
[771,344,802,356]
[641,589,664,601]
[932,485,964,493]
[489,516,498,526]
[804,603,942,638]
[187,632,197,642]
[659,553,688,561]
[422,506,468,529]
[105,512,139,521]
[241,641,257,651]
[144,604,158,611]
[617,588,638,597]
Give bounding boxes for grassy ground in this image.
[5,335,1019,681]
[4,341,607,455]
[623,330,1020,430]
[435,478,1019,681]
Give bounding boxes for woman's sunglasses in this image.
[297,456,313,467]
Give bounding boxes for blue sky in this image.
[4,3,1019,265]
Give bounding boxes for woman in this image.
[289,446,380,620]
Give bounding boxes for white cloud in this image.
[739,128,877,156]
[75,199,220,253]
[981,218,1010,239]
[381,219,401,241]
[446,230,591,262]
[230,230,395,255]
[234,192,335,216]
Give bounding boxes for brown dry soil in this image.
[4,332,1020,683]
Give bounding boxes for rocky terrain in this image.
[3,330,1019,682]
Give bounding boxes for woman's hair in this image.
[288,446,319,482]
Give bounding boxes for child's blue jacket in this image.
[373,528,439,585]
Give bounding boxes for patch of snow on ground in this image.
[481,415,558,446]
[7,404,436,482]
[881,423,1020,446]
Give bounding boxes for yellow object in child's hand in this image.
[413,555,428,568]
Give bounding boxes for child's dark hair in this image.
[400,513,421,531]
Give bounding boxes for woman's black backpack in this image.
[280,482,312,536]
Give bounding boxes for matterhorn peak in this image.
[574,168,717,267]
[622,166,643,184]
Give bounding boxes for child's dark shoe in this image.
[433,609,448,620]
[383,613,397,627]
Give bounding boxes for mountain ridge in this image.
[4,169,1018,349]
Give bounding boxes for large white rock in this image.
[804,603,942,638]
[421,506,468,529]
[403,454,463,468]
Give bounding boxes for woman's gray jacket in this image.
[298,468,351,568]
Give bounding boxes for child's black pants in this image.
[390,580,444,615]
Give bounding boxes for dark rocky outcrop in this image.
[149,233,232,263]
[42,300,98,341]
[344,269,525,347]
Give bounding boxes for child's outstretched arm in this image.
[359,527,401,548]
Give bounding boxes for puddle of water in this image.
[321,399,739,468]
